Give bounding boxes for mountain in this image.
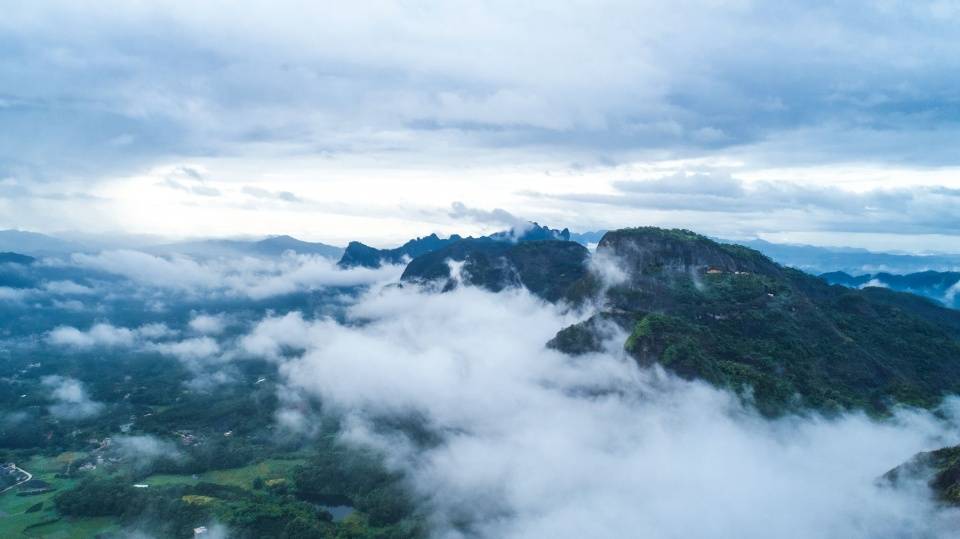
[0,230,84,255]
[400,238,591,302]
[884,445,960,506]
[338,233,464,268]
[337,222,571,269]
[821,270,960,309]
[513,227,960,416]
[0,252,35,265]
[736,238,960,274]
[152,235,343,259]
[487,222,570,242]
[247,235,343,258]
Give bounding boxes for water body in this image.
[320,505,354,522]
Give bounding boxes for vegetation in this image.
[51,448,424,539]
[885,444,960,505]
[401,238,590,302]
[551,228,960,416]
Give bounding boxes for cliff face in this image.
[337,222,571,269]
[338,234,463,269]
[547,228,960,417]
[401,239,590,303]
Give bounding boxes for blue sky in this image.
[2,1,960,250]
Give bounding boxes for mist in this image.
[243,282,960,538]
[9,244,960,537]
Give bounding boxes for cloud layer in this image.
[68,250,403,299]
[239,283,960,538]
[6,0,960,181]
[3,1,960,249]
[42,375,104,420]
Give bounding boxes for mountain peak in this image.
[598,227,780,277]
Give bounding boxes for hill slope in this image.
[547,228,960,415]
[401,238,590,303]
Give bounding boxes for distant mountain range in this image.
[736,238,960,274]
[149,235,344,259]
[4,227,959,279]
[0,252,35,265]
[821,270,960,309]
[337,222,571,268]
[0,230,85,256]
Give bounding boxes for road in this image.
[0,464,33,494]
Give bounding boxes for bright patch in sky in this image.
[2,1,960,250]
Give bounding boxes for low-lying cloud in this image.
[246,283,960,538]
[112,434,184,469]
[69,250,403,299]
[42,375,104,420]
[48,323,138,348]
[47,321,223,365]
[189,312,227,335]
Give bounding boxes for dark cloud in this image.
[156,167,222,197]
[448,202,527,230]
[3,0,960,186]
[532,171,960,235]
[241,186,302,203]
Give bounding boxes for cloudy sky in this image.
[3,1,960,250]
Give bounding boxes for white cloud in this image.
[42,280,95,295]
[42,375,104,420]
[136,322,177,339]
[112,435,183,468]
[48,323,136,348]
[240,311,323,360]
[860,278,890,290]
[51,298,86,311]
[69,250,403,299]
[0,286,31,301]
[246,283,960,538]
[946,281,960,305]
[188,313,226,335]
[146,336,220,361]
[70,250,221,291]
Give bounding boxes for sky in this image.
[2,0,960,250]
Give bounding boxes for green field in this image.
[1,455,309,537]
[0,453,118,538]
[144,457,307,489]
